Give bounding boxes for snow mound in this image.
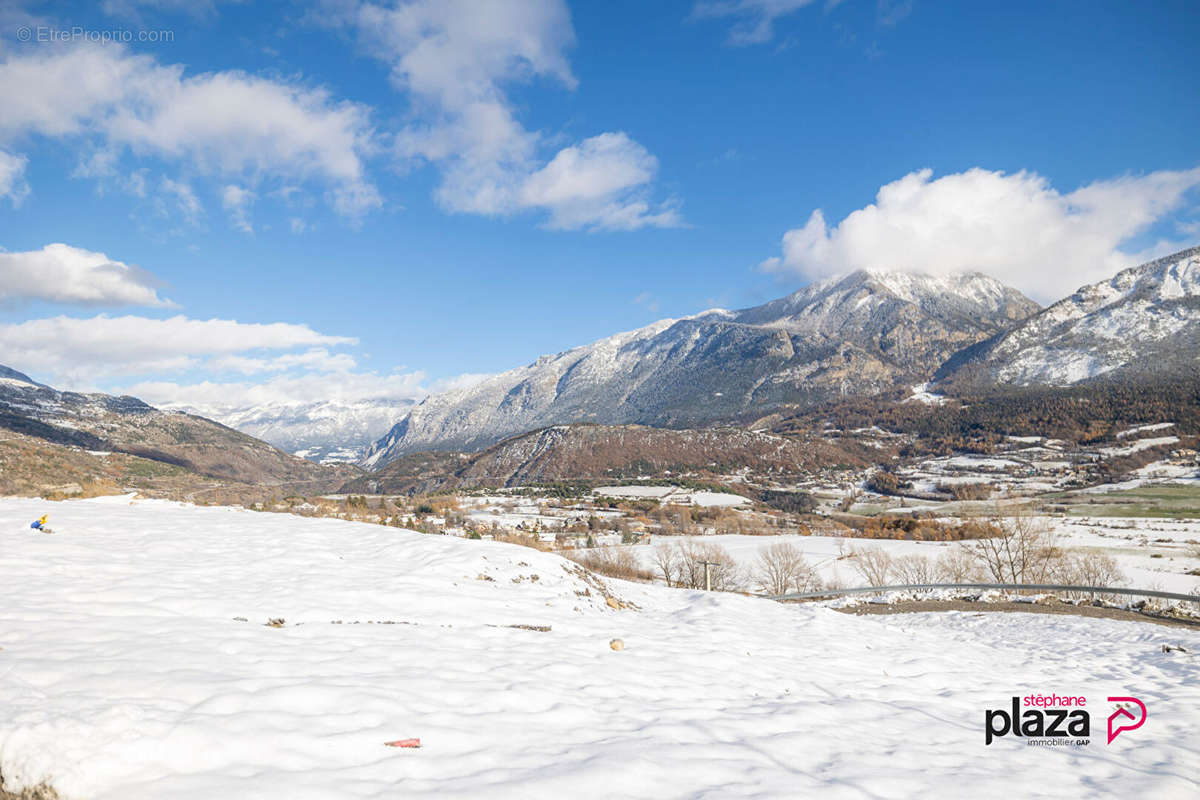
[1,498,1198,799]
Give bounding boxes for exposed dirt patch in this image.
[831,599,1200,630]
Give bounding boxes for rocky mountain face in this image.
[940,247,1200,387]
[363,270,1038,465]
[343,422,879,494]
[162,398,413,464]
[0,367,339,486]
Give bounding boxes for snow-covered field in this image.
[2,497,1199,799]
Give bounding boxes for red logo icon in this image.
[1106,697,1146,744]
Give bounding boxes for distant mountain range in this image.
[0,367,342,489]
[160,397,414,464]
[362,269,1038,466]
[16,247,1192,485]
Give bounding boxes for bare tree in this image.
[1052,551,1126,600]
[967,508,1059,583]
[891,554,936,585]
[935,545,981,583]
[677,541,745,591]
[652,542,680,587]
[850,546,894,586]
[756,542,822,596]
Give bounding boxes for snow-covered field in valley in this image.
[1,497,1198,799]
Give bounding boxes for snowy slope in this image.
[1,497,1197,799]
[944,246,1200,385]
[365,270,1037,465]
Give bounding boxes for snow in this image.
[905,382,946,406]
[592,486,750,507]
[1098,436,1179,457]
[1116,422,1176,439]
[1,497,1199,799]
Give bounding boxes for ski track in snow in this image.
[1,497,1198,799]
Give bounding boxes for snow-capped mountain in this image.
[161,398,414,464]
[941,246,1200,386]
[363,270,1038,465]
[0,365,330,484]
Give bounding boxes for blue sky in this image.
[0,0,1197,410]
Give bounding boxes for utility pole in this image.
[700,560,718,591]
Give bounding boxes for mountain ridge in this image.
[941,246,1200,386]
[363,269,1039,466]
[0,365,347,486]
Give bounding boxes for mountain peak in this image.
[733,268,1037,332]
[0,364,46,388]
[941,245,1200,386]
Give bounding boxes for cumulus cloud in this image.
[760,166,1200,302]
[338,0,679,230]
[520,133,680,231]
[0,314,354,382]
[0,243,173,307]
[692,0,819,45]
[0,42,380,218]
[0,150,30,206]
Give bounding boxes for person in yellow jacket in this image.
[30,514,49,532]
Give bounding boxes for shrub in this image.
[937,482,993,501]
[569,547,655,583]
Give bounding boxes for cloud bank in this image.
[0,315,354,381]
[761,166,1200,301]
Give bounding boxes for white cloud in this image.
[760,166,1200,302]
[120,366,493,415]
[0,243,173,307]
[632,291,660,313]
[0,314,355,383]
[692,0,818,45]
[520,133,681,231]
[0,150,30,206]
[0,42,380,218]
[221,184,256,233]
[338,0,679,230]
[160,177,203,224]
[208,348,357,375]
[123,370,430,410]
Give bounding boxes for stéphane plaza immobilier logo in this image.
[984,694,1147,746]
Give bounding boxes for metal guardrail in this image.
[771,582,1200,605]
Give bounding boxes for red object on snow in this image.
[384,738,421,748]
